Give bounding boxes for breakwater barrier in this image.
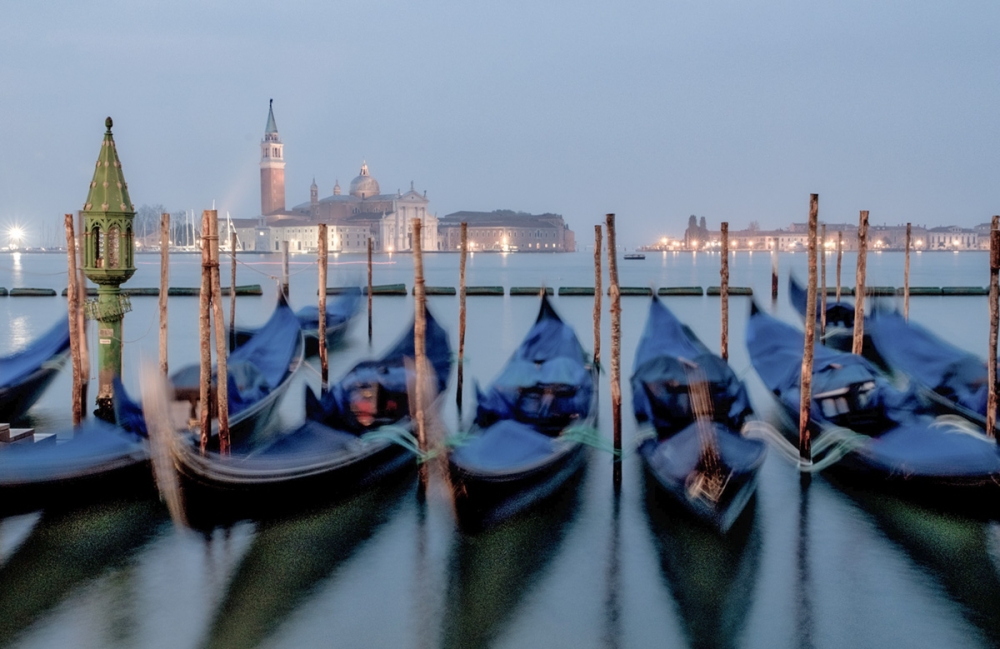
[3,284,992,298]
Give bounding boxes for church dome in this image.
[349,161,380,198]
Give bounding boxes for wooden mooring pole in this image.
[904,223,911,321]
[853,211,869,356]
[208,211,229,454]
[594,225,602,369]
[607,214,622,491]
[65,214,83,426]
[771,237,779,300]
[456,223,468,413]
[367,237,373,345]
[229,231,237,351]
[799,195,819,468]
[720,222,729,361]
[77,211,89,415]
[836,231,843,303]
[159,213,169,376]
[987,215,999,438]
[199,211,212,453]
[318,224,329,389]
[820,224,827,337]
[412,219,429,491]
[280,240,290,298]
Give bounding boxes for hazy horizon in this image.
[2,1,998,248]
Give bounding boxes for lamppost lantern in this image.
[81,116,136,421]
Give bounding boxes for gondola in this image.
[162,305,451,523]
[867,308,997,432]
[631,296,766,533]
[448,294,597,530]
[789,275,858,352]
[746,302,1000,510]
[0,315,71,422]
[117,293,305,450]
[0,418,151,516]
[295,288,361,357]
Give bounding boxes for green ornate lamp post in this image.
[81,117,135,421]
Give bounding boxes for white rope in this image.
[740,419,869,472]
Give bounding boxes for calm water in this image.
[1,249,999,649]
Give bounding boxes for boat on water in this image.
[448,294,597,530]
[295,289,361,357]
[117,293,305,450]
[161,305,451,524]
[624,253,646,260]
[0,316,71,422]
[747,303,1000,511]
[788,275,859,352]
[631,296,766,533]
[867,307,998,433]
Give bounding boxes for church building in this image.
[258,101,440,253]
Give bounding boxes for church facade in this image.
[258,102,440,253]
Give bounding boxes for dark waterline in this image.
[1,250,999,648]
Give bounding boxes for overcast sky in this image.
[2,0,998,247]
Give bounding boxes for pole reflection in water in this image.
[440,469,584,649]
[836,482,1000,646]
[795,481,814,649]
[200,478,411,649]
[0,498,165,646]
[642,473,762,649]
[602,490,622,649]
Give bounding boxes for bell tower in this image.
[260,99,285,215]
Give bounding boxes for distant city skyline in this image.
[2,1,998,249]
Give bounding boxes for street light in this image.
[8,226,24,249]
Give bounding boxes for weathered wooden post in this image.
[80,117,135,423]
[412,219,429,490]
[229,230,237,351]
[594,225,602,368]
[836,231,843,303]
[367,237,373,345]
[318,224,329,388]
[208,211,230,454]
[76,211,89,414]
[280,240,290,298]
[771,237,779,300]
[607,214,622,491]
[456,222,468,412]
[799,194,819,467]
[988,216,999,438]
[199,210,212,452]
[820,224,827,337]
[904,223,911,321]
[853,211,869,356]
[159,213,169,376]
[720,222,729,361]
[65,215,83,426]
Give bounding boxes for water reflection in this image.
[795,481,814,649]
[0,498,166,647]
[440,470,584,649]
[642,475,762,649]
[200,477,412,649]
[836,482,1000,646]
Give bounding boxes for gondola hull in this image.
[0,317,72,422]
[0,422,152,516]
[171,421,415,525]
[748,303,1000,511]
[638,425,766,533]
[449,435,588,531]
[449,296,597,530]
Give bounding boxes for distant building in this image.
[257,101,439,252]
[438,210,576,252]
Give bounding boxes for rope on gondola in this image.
[560,425,622,456]
[740,420,868,472]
